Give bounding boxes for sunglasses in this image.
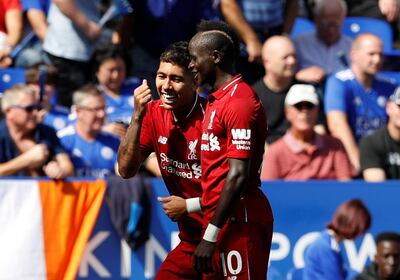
[11,104,41,113]
[293,102,316,110]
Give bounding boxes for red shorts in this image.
[155,241,202,280]
[204,189,274,280]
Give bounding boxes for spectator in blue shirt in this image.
[325,33,398,172]
[57,84,120,178]
[303,199,371,280]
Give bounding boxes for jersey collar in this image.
[208,74,242,101]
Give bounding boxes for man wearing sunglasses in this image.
[262,84,353,180]
[0,84,74,178]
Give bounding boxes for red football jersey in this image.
[200,75,270,221]
[140,95,206,243]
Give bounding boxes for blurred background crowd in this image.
[0,0,400,179]
[0,1,400,279]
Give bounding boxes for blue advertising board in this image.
[77,180,400,280]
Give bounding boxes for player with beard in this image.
[118,41,206,279]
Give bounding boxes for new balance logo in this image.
[158,136,168,144]
[231,129,251,140]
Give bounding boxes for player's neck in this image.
[213,69,235,90]
[172,93,198,122]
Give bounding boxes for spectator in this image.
[25,63,70,131]
[43,0,112,107]
[303,199,371,280]
[252,35,297,144]
[262,84,353,180]
[0,85,74,178]
[219,0,298,84]
[294,0,352,85]
[355,231,400,280]
[116,0,215,98]
[57,84,120,178]
[360,87,400,181]
[0,0,23,67]
[94,47,139,138]
[325,33,398,172]
[14,0,50,68]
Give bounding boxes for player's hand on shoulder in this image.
[157,195,187,221]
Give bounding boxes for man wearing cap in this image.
[359,87,400,181]
[261,84,353,180]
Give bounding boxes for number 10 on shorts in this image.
[220,250,243,277]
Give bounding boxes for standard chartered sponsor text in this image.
[160,153,201,179]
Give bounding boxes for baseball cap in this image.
[285,84,319,106]
[390,86,400,105]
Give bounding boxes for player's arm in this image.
[118,80,152,178]
[194,158,249,273]
[327,110,360,172]
[158,195,203,221]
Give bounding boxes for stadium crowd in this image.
[0,0,400,279]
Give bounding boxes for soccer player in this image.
[117,41,206,279]
[188,20,274,279]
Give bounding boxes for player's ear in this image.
[212,50,221,64]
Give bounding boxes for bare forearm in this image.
[53,0,99,39]
[27,10,48,40]
[55,154,75,177]
[117,117,145,178]
[328,115,360,171]
[5,10,23,47]
[220,0,258,45]
[283,0,298,34]
[0,155,31,176]
[210,159,248,228]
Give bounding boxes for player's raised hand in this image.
[158,196,187,221]
[133,79,152,120]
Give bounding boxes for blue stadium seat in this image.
[291,17,315,38]
[342,17,393,52]
[379,71,400,85]
[286,267,304,280]
[0,67,26,95]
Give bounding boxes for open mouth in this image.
[162,93,177,104]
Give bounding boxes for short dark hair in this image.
[93,46,130,74]
[160,41,191,70]
[327,199,371,239]
[196,20,240,62]
[376,232,400,245]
